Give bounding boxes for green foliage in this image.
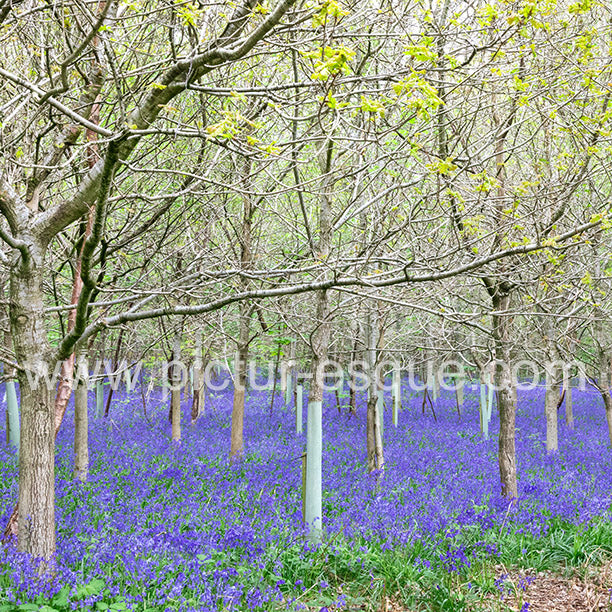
[174,0,203,27]
[310,0,349,27]
[391,72,443,119]
[359,95,386,118]
[303,45,355,80]
[404,36,437,62]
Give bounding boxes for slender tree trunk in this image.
[53,268,83,433]
[191,333,204,423]
[305,137,334,541]
[366,390,378,472]
[191,369,200,423]
[230,303,250,461]
[348,326,359,417]
[229,156,254,461]
[3,331,19,450]
[486,88,519,500]
[491,291,518,499]
[305,287,330,538]
[366,307,384,473]
[284,338,295,408]
[565,378,574,430]
[103,326,125,418]
[544,362,561,453]
[171,332,181,442]
[597,343,612,446]
[74,350,89,482]
[268,336,281,415]
[602,392,612,448]
[170,332,181,442]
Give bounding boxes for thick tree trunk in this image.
[10,258,56,560]
[491,291,518,499]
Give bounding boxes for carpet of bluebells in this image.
[1,379,612,611]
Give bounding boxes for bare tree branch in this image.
[71,218,604,353]
[32,0,298,245]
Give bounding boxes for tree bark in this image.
[602,392,612,448]
[103,326,125,418]
[544,362,561,453]
[74,351,89,482]
[10,256,56,560]
[171,332,182,442]
[491,290,518,499]
[230,303,250,461]
[564,378,574,430]
[229,156,254,461]
[305,136,334,541]
[191,333,204,423]
[597,343,612,446]
[366,307,384,474]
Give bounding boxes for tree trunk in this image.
[74,351,89,482]
[171,333,181,442]
[3,331,19,449]
[230,302,250,462]
[229,155,254,461]
[268,336,281,414]
[348,327,359,417]
[366,307,384,474]
[565,378,574,430]
[191,333,204,423]
[305,136,334,542]
[305,288,330,540]
[103,326,125,418]
[602,392,612,448]
[10,259,56,560]
[491,291,518,499]
[392,363,401,427]
[544,362,561,453]
[598,346,612,447]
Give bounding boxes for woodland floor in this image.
[315,558,612,611]
[379,560,612,612]
[488,560,612,612]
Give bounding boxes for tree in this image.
[0,0,299,561]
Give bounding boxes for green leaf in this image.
[77,578,106,598]
[304,45,355,80]
[52,587,70,608]
[311,0,349,27]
